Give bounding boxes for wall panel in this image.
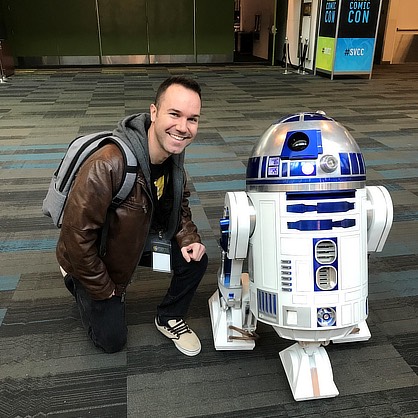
[98,0,148,56]
[55,0,99,55]
[5,0,99,56]
[148,0,194,56]
[5,0,59,55]
[3,0,235,66]
[195,0,234,55]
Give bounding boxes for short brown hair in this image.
[155,76,202,107]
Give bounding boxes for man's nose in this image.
[176,117,188,132]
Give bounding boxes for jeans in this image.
[157,240,208,324]
[72,279,127,353]
[66,239,208,353]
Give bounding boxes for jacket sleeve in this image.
[175,175,202,249]
[57,146,124,299]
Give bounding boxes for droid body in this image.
[209,112,393,401]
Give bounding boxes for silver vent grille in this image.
[316,266,337,290]
[315,240,336,264]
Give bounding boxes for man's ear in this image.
[150,103,157,122]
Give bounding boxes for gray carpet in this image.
[0,64,417,417]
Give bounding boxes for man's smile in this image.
[169,132,190,141]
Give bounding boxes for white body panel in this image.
[247,189,368,342]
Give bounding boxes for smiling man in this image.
[56,76,208,356]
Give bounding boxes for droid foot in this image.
[279,342,339,401]
[332,320,371,344]
[208,290,256,350]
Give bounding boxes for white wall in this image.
[382,0,418,63]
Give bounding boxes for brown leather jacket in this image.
[56,143,201,300]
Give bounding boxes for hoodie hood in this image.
[113,113,152,191]
[113,113,185,191]
[113,113,185,239]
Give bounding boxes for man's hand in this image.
[181,243,206,262]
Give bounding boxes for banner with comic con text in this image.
[316,0,382,77]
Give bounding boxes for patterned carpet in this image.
[0,64,418,417]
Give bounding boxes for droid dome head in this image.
[246,111,366,192]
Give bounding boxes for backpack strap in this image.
[106,136,138,209]
[98,136,137,257]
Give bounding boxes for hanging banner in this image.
[334,0,381,73]
[316,0,339,72]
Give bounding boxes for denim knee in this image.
[92,328,127,353]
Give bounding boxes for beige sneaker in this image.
[155,317,201,356]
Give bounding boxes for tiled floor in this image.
[0,64,418,417]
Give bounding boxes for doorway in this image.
[234,0,275,63]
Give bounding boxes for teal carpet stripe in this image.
[0,239,57,252]
[0,275,20,291]
[0,144,67,151]
[4,163,59,169]
[194,180,246,191]
[0,308,7,326]
[0,153,64,161]
[380,168,418,179]
[186,161,245,177]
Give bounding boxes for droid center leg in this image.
[279,341,339,401]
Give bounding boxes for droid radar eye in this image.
[287,132,309,151]
[320,155,339,173]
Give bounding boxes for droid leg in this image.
[209,272,257,350]
[279,342,339,401]
[209,192,258,350]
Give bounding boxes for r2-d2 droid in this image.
[209,112,393,401]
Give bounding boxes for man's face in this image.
[149,83,201,163]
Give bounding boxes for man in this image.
[57,76,208,356]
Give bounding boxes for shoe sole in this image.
[173,341,201,357]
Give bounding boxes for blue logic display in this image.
[334,0,381,74]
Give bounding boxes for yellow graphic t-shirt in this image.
[154,175,165,200]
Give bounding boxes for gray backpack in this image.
[42,131,137,254]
